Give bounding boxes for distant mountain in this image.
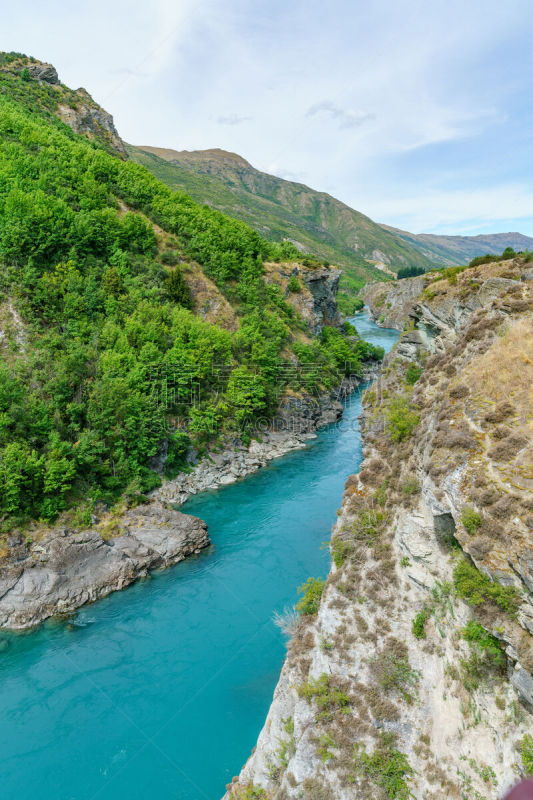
[381,226,533,266]
[127,145,433,312]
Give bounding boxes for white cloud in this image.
[306,101,374,130]
[2,0,533,235]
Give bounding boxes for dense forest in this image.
[0,56,382,526]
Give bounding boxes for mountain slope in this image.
[382,224,533,266]
[0,54,382,534]
[127,145,433,306]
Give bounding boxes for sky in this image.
[3,0,533,236]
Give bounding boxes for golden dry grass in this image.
[467,316,533,424]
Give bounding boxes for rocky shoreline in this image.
[0,502,209,630]
[0,364,379,631]
[154,367,379,506]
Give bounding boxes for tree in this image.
[164,268,192,308]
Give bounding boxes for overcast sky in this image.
[3,0,533,235]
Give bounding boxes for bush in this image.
[387,397,420,442]
[164,268,192,308]
[461,506,482,534]
[353,732,414,800]
[297,673,350,720]
[453,559,521,617]
[405,363,422,385]
[287,275,301,293]
[520,734,533,776]
[295,577,325,615]
[460,620,506,689]
[412,609,430,639]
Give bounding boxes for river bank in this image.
[0,312,398,800]
[0,347,381,631]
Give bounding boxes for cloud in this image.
[306,100,374,130]
[217,113,252,126]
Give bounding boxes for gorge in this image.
[0,314,398,800]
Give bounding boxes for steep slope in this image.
[0,55,385,626]
[227,256,533,800]
[382,224,533,266]
[126,145,431,290]
[0,52,127,158]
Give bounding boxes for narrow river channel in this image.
[0,312,398,800]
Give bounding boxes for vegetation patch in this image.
[352,732,414,800]
[295,577,325,615]
[374,639,419,703]
[460,507,482,535]
[297,673,351,721]
[386,397,420,442]
[520,734,533,776]
[453,559,521,617]
[459,620,506,690]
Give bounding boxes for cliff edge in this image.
[226,256,533,799]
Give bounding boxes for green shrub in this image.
[459,620,506,689]
[287,275,301,293]
[405,363,422,385]
[295,577,325,615]
[353,732,413,800]
[387,397,420,442]
[453,559,521,617]
[331,536,353,567]
[412,608,430,639]
[229,784,267,800]
[520,734,533,776]
[461,506,482,534]
[164,268,192,308]
[297,673,350,720]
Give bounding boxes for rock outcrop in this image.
[264,262,343,335]
[226,257,533,800]
[27,62,59,84]
[0,502,209,629]
[57,90,127,159]
[0,56,127,158]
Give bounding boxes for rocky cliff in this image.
[0,54,127,158]
[226,257,533,800]
[264,262,343,335]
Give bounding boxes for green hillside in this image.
[127,146,434,312]
[0,54,381,527]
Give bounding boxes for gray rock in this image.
[510,667,533,707]
[0,501,209,630]
[27,63,59,84]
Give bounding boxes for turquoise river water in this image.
[0,313,398,800]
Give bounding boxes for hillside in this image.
[127,145,432,311]
[228,255,533,799]
[0,53,382,546]
[382,224,533,266]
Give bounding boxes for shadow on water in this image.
[0,312,398,800]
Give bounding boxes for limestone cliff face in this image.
[264,262,343,335]
[226,257,533,800]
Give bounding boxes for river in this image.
[0,312,398,800]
